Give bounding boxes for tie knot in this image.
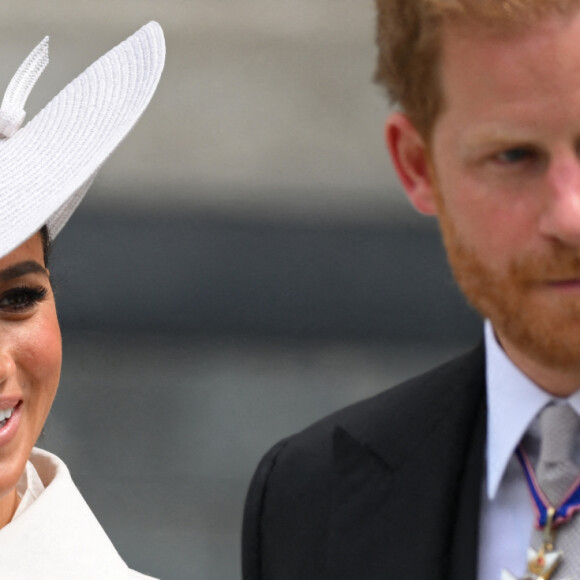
[539,404,580,464]
[537,403,580,505]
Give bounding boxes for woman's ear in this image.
[385,113,438,215]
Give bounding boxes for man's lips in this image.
[544,279,580,290]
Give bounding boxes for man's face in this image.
[427,12,580,374]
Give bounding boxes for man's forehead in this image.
[437,11,580,108]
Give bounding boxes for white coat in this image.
[0,448,158,579]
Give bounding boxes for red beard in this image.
[437,195,580,372]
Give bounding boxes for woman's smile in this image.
[0,400,22,446]
[0,404,16,428]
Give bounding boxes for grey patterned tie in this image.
[530,404,580,579]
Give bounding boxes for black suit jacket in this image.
[242,344,487,579]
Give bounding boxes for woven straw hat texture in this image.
[0,21,165,260]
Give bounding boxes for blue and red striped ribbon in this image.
[516,445,580,529]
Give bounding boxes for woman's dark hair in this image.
[40,225,51,266]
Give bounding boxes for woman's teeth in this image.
[0,408,14,427]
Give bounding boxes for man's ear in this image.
[385,113,438,215]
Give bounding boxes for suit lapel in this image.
[447,395,486,580]
[327,345,486,580]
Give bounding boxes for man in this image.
[242,1,580,578]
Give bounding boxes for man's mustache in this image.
[511,249,580,284]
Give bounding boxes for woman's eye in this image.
[0,285,48,314]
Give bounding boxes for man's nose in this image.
[539,158,580,246]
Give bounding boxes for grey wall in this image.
[52,201,480,342]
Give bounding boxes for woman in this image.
[0,22,165,578]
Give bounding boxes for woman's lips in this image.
[0,400,22,447]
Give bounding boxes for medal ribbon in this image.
[516,444,580,529]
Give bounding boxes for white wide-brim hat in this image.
[0,21,165,260]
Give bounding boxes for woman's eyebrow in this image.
[0,261,48,282]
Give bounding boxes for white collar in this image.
[13,458,45,520]
[0,448,154,579]
[484,320,580,499]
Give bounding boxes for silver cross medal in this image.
[502,508,573,580]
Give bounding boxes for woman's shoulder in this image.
[5,447,158,579]
[127,570,159,580]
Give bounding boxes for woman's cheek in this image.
[16,309,62,409]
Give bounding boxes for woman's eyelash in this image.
[0,285,48,312]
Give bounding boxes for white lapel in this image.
[0,448,156,580]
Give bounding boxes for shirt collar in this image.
[485,320,552,499]
[485,320,580,499]
[13,459,45,520]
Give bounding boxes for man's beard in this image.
[435,192,580,372]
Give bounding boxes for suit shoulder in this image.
[251,343,484,479]
[242,345,484,578]
[288,342,484,452]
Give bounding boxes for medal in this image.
[502,508,565,579]
[501,446,580,580]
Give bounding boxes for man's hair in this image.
[374,0,579,139]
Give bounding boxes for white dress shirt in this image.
[478,321,580,579]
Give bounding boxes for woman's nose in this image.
[0,344,16,385]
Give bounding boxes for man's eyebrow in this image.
[0,261,48,283]
[462,126,533,149]
[458,130,537,159]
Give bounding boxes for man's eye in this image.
[0,286,48,314]
[495,148,533,164]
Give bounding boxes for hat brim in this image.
[0,21,165,260]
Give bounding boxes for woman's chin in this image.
[0,438,33,504]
